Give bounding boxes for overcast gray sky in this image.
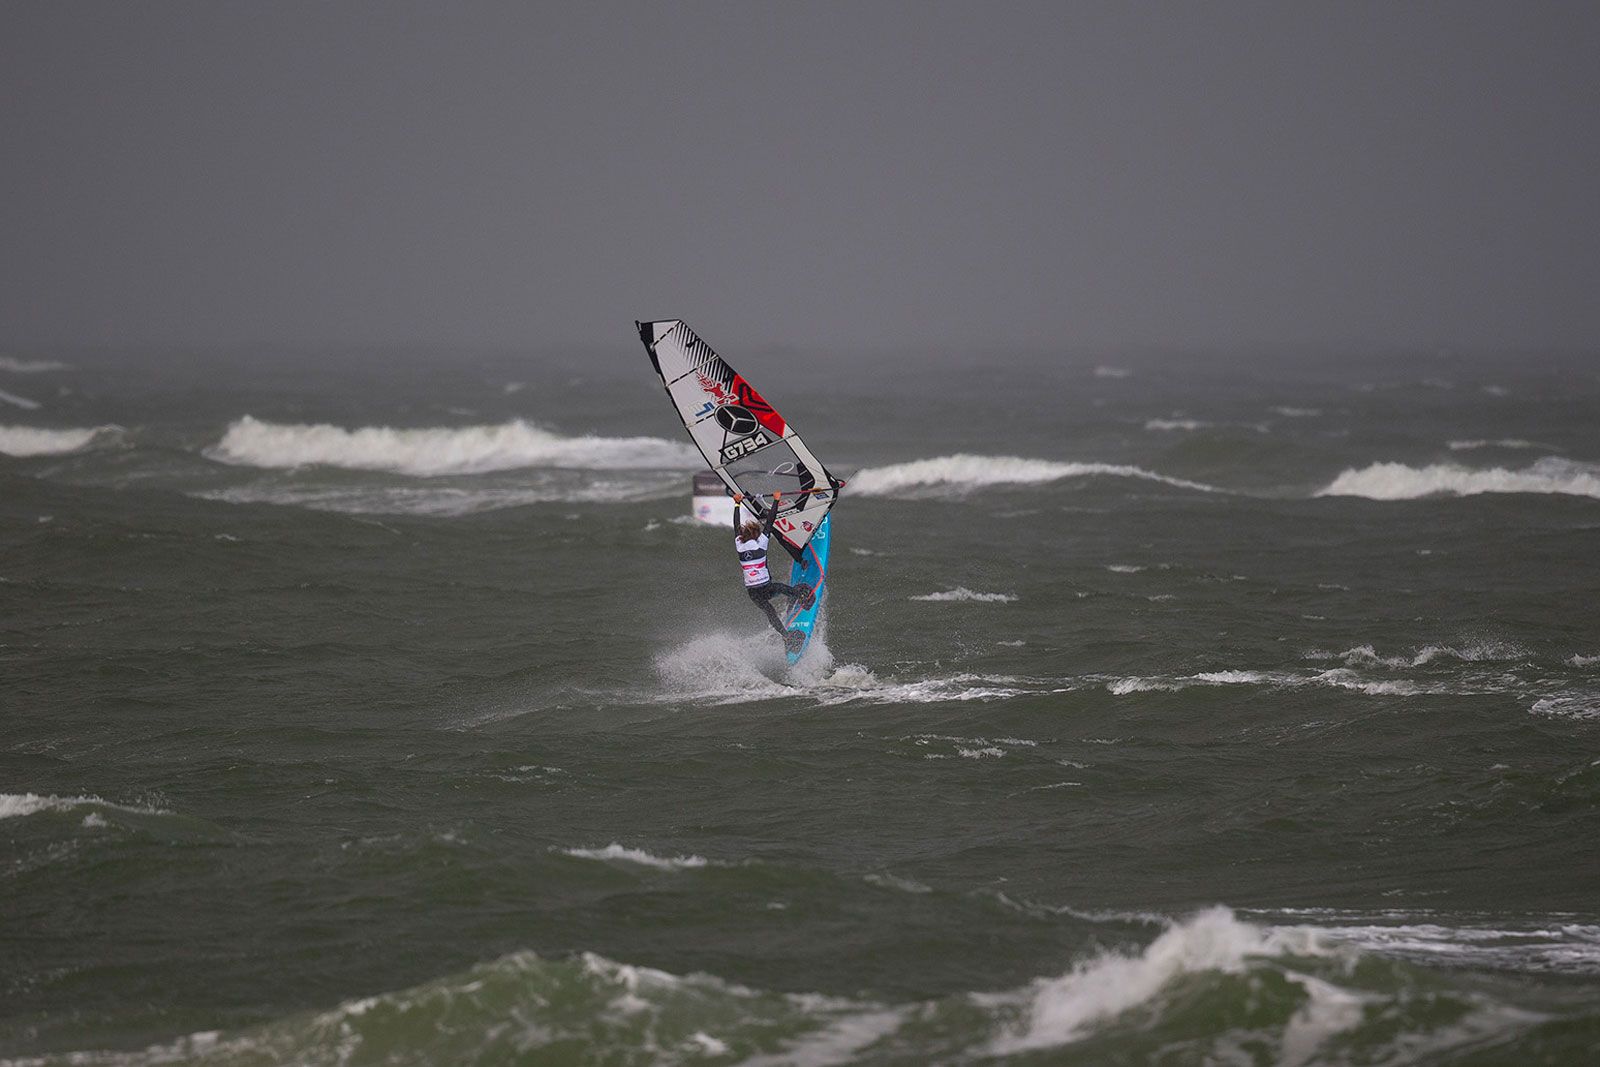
[4,1,1598,354]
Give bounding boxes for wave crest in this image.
[849,454,1218,496]
[1317,458,1600,500]
[208,416,696,476]
[0,424,113,457]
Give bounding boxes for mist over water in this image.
[4,346,1600,1064]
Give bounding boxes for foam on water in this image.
[0,387,42,410]
[207,415,696,475]
[909,587,1018,603]
[197,476,678,516]
[848,454,1219,496]
[0,793,165,820]
[0,356,71,373]
[1108,667,1445,698]
[1317,457,1600,500]
[1530,692,1600,721]
[1448,438,1546,451]
[559,843,712,870]
[652,633,1044,707]
[0,424,112,456]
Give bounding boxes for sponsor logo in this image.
[714,405,758,435]
[696,372,734,406]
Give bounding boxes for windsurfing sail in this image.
[636,319,843,561]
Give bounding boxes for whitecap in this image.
[558,843,711,870]
[910,587,1018,603]
[0,792,165,820]
[1530,693,1600,721]
[0,424,110,457]
[849,454,1218,496]
[1316,457,1600,500]
[991,906,1335,1053]
[207,415,696,476]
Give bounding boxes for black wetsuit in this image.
[734,501,805,638]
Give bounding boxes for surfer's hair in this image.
[738,520,762,540]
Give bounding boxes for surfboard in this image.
[780,512,830,664]
[636,319,844,663]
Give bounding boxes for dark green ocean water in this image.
[4,347,1600,1065]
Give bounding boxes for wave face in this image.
[1316,457,1600,500]
[849,454,1218,495]
[0,424,110,456]
[207,416,696,476]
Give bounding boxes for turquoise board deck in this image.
[782,513,831,665]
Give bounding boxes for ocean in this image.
[3,344,1599,1065]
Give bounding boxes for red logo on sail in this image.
[696,372,785,436]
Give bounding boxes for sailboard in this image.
[636,319,843,664]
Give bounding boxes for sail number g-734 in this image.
[721,432,771,462]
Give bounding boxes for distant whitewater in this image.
[1317,457,1600,500]
[850,454,1218,495]
[0,424,112,457]
[911,588,1019,603]
[208,416,696,476]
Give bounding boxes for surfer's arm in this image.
[761,492,782,536]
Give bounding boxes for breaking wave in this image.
[207,416,696,476]
[17,906,1596,1065]
[0,424,114,457]
[991,907,1334,1053]
[849,454,1218,496]
[1316,458,1600,500]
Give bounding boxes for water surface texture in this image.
[4,348,1599,1064]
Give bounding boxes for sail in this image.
[636,319,843,557]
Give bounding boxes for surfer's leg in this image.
[767,580,815,608]
[747,586,788,637]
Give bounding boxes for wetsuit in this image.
[733,500,806,638]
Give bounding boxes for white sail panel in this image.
[637,319,841,555]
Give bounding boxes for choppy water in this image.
[4,346,1600,1065]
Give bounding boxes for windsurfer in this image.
[732,491,814,640]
